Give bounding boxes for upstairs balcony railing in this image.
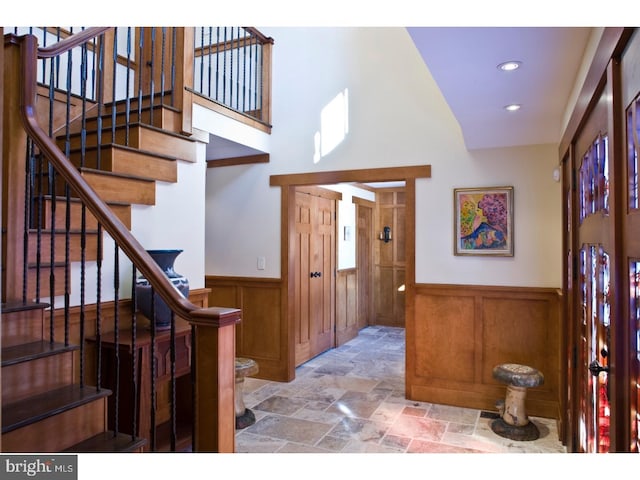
[6,26,273,134]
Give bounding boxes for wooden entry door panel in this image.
[294,190,335,366]
[621,29,640,452]
[573,77,615,453]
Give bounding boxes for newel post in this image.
[2,34,31,302]
[188,306,242,452]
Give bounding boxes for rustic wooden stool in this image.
[491,363,544,441]
[235,357,259,429]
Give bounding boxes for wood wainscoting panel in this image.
[205,276,287,381]
[481,296,559,405]
[409,284,561,420]
[414,293,476,384]
[336,268,358,346]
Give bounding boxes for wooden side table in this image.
[89,320,193,452]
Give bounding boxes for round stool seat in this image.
[235,357,259,379]
[491,363,544,441]
[493,363,544,388]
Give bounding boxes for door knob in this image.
[588,360,608,377]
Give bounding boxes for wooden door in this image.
[565,28,640,453]
[572,75,615,453]
[293,188,336,366]
[356,200,374,331]
[374,188,405,327]
[620,28,640,452]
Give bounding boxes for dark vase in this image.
[135,249,190,330]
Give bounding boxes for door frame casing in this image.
[270,166,430,381]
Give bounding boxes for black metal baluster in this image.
[206,27,212,98]
[125,28,132,143]
[131,266,138,440]
[230,27,235,111]
[242,28,247,114]
[190,322,196,451]
[79,37,91,388]
[160,27,166,108]
[91,35,104,383]
[95,223,103,395]
[113,246,120,435]
[258,40,264,122]
[95,32,105,170]
[35,151,43,303]
[47,51,57,342]
[248,34,254,121]
[223,27,228,106]
[110,28,120,145]
[149,27,156,125]
[135,27,144,146]
[63,38,74,347]
[215,27,220,101]
[170,27,177,107]
[150,289,157,451]
[170,311,177,451]
[54,29,61,90]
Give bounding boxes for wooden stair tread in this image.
[1,301,49,314]
[63,431,147,453]
[28,228,100,234]
[2,340,80,367]
[68,143,180,163]
[79,166,156,183]
[2,384,111,434]
[61,121,197,143]
[42,195,131,207]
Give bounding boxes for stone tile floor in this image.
[235,325,567,454]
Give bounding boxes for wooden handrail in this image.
[15,31,239,328]
[37,27,111,58]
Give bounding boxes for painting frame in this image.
[453,186,514,257]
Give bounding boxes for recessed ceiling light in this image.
[504,104,521,112]
[497,61,522,72]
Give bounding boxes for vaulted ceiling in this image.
[407,27,593,150]
[207,27,594,161]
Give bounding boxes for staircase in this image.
[2,27,249,454]
[1,98,200,452]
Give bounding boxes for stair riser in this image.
[1,397,107,452]
[52,171,156,206]
[27,264,68,299]
[41,198,132,230]
[77,107,177,132]
[1,309,44,348]
[28,232,99,264]
[64,126,197,162]
[68,147,178,183]
[2,352,75,404]
[83,171,156,205]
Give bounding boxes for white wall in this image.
[204,27,562,288]
[61,148,208,307]
[130,148,207,290]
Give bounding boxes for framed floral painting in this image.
[453,186,514,256]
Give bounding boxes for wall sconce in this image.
[379,226,392,243]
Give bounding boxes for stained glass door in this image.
[578,246,611,452]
